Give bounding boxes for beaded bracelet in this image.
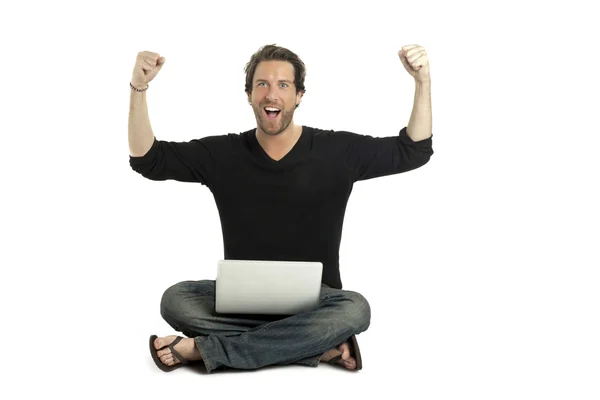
[130,82,149,92]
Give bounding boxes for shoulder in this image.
[194,128,253,148]
[306,125,356,138]
[306,126,365,147]
[199,129,250,141]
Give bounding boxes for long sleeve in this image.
[339,127,433,182]
[129,135,223,187]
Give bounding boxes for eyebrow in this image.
[255,79,294,83]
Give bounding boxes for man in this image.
[129,44,433,373]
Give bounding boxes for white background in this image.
[1,0,599,399]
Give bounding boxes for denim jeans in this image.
[159,280,371,373]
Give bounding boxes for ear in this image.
[296,90,304,105]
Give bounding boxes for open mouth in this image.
[263,106,281,119]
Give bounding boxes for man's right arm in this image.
[128,89,155,157]
[127,51,217,186]
[127,92,218,185]
[127,86,219,185]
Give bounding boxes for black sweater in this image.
[129,126,433,289]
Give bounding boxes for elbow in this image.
[129,139,166,180]
[129,158,164,181]
[399,147,433,172]
[417,148,434,168]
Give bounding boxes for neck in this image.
[255,122,301,149]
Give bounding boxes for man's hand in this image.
[398,44,430,84]
[131,51,166,90]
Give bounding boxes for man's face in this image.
[248,60,303,136]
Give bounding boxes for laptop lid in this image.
[215,259,323,315]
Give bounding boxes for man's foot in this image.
[321,341,357,370]
[154,335,202,367]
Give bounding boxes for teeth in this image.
[265,107,280,112]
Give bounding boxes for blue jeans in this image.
[160,280,371,373]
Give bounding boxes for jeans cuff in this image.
[193,336,215,373]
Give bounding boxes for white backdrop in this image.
[1,0,599,399]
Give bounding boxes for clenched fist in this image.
[398,45,430,84]
[131,51,166,89]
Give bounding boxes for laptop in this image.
[215,259,323,315]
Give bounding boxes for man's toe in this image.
[338,342,351,360]
[154,335,175,350]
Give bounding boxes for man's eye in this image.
[280,83,288,88]
[258,82,267,87]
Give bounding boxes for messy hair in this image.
[244,44,306,96]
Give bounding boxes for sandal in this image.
[324,335,363,370]
[149,335,192,372]
[349,334,363,370]
[322,348,344,365]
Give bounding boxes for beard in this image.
[253,104,295,136]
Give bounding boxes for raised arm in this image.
[128,51,166,157]
[399,44,432,142]
[338,44,434,182]
[127,51,219,186]
[129,89,155,157]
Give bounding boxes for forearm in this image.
[128,90,155,157]
[406,81,432,142]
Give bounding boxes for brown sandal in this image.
[149,335,191,372]
[349,335,363,370]
[323,335,363,370]
[322,348,344,365]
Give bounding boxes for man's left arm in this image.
[399,44,432,142]
[338,44,434,182]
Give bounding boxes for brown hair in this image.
[244,44,306,95]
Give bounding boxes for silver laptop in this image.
[215,259,323,315]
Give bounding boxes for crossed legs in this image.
[152,280,371,373]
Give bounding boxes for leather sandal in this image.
[324,335,363,370]
[349,334,363,370]
[322,348,343,365]
[149,335,192,372]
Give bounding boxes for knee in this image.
[160,281,186,322]
[341,291,371,333]
[159,280,214,322]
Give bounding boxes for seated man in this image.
[128,43,433,373]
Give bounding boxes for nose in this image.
[266,86,278,102]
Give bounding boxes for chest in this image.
[214,155,353,207]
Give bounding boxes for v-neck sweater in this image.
[129,126,433,289]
